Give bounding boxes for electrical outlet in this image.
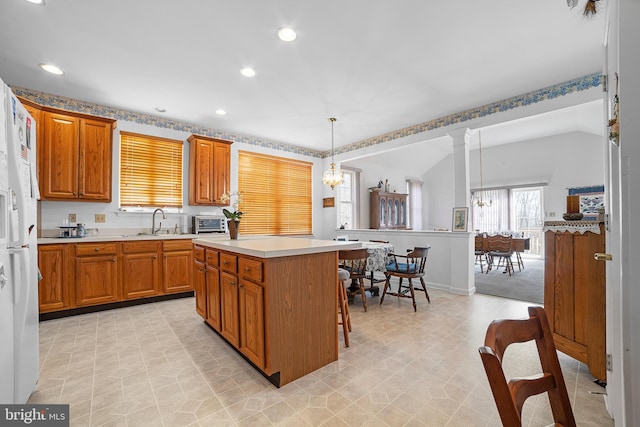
[95,214,106,223]
[68,213,77,223]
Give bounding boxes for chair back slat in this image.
[338,248,369,277]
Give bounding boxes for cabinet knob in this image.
[94,248,100,251]
[238,283,242,288]
[223,261,228,265]
[594,253,613,261]
[245,267,251,272]
[112,258,116,262]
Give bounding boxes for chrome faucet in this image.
[152,208,166,235]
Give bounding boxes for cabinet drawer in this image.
[121,241,160,254]
[163,240,193,251]
[206,249,219,267]
[220,253,237,273]
[76,243,117,256]
[194,245,205,263]
[239,258,263,283]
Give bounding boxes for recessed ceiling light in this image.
[39,63,63,75]
[25,0,46,4]
[240,67,256,78]
[155,107,166,113]
[215,109,227,116]
[276,27,297,42]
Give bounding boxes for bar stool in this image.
[337,268,352,347]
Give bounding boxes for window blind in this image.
[120,132,183,207]
[238,151,312,235]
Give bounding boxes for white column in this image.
[447,128,474,296]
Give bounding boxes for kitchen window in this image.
[338,168,360,229]
[120,132,183,208]
[238,151,312,235]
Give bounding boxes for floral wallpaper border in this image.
[13,72,601,159]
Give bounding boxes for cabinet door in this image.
[239,278,265,369]
[189,138,214,205]
[206,265,220,330]
[42,112,79,199]
[212,141,231,204]
[38,244,70,312]
[163,250,193,293]
[220,271,240,347]
[194,260,207,319]
[79,118,112,201]
[122,251,160,299]
[75,255,118,306]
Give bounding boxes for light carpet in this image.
[474,257,544,304]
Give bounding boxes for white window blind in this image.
[120,132,183,207]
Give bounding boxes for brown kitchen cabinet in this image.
[162,240,193,294]
[205,249,221,330]
[544,222,606,381]
[74,243,119,307]
[188,134,232,206]
[37,244,72,313]
[121,241,161,300]
[193,245,207,319]
[41,110,114,202]
[370,191,408,229]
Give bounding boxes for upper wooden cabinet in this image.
[41,111,114,201]
[188,135,232,206]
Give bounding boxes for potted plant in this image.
[220,191,243,239]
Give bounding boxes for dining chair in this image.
[474,234,488,273]
[478,306,576,427]
[337,268,352,347]
[338,248,369,311]
[486,234,514,276]
[380,245,430,311]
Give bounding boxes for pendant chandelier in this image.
[322,117,344,190]
[473,130,492,208]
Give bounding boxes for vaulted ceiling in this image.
[0,1,605,152]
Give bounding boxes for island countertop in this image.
[191,236,360,258]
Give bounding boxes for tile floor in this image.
[29,289,614,426]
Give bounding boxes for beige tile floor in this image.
[29,289,613,426]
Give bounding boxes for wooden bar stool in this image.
[337,268,352,347]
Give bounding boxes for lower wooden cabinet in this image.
[121,241,161,299]
[75,243,119,307]
[220,271,241,347]
[194,246,207,319]
[162,240,193,294]
[37,244,72,312]
[238,278,265,368]
[37,238,195,314]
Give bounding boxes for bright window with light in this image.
[406,179,423,230]
[120,132,183,207]
[238,151,312,235]
[338,169,359,229]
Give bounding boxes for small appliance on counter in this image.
[192,215,227,234]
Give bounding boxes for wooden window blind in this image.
[120,132,183,207]
[238,151,312,235]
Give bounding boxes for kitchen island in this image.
[192,237,359,386]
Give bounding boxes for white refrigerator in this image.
[0,77,39,404]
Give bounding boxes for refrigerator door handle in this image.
[8,247,27,305]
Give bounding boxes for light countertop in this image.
[192,236,361,258]
[38,233,227,245]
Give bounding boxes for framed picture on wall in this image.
[452,207,469,232]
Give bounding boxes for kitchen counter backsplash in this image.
[38,227,229,243]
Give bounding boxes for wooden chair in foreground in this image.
[478,306,576,427]
[380,245,431,311]
[338,248,369,311]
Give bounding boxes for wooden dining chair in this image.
[337,268,352,347]
[338,248,369,311]
[486,234,514,276]
[380,245,430,311]
[475,234,488,273]
[478,306,576,427]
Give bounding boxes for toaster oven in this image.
[192,215,227,234]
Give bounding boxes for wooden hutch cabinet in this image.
[188,134,232,205]
[544,221,606,381]
[370,191,408,229]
